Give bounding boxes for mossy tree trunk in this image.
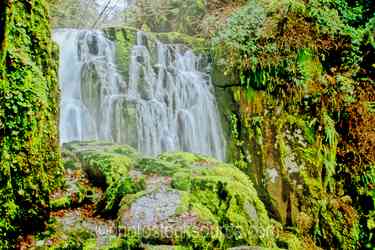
[0,0,62,248]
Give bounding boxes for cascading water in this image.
[53,29,123,143]
[53,29,226,160]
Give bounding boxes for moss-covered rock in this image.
[104,27,138,82]
[61,141,277,249]
[104,26,208,80]
[0,0,62,247]
[225,89,361,249]
[49,167,101,211]
[154,32,206,54]
[63,141,145,216]
[29,213,117,249]
[212,0,374,248]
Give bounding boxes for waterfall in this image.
[53,29,226,160]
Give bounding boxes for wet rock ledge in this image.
[21,141,280,249]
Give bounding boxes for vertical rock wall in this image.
[0,0,62,247]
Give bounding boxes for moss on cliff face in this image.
[0,0,62,247]
[104,27,208,71]
[104,27,138,82]
[212,0,374,249]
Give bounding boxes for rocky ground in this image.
[16,141,284,249]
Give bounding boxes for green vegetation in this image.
[213,0,374,249]
[104,27,138,81]
[1,0,373,249]
[126,0,207,34]
[0,0,62,248]
[49,0,98,28]
[31,142,279,249]
[104,26,208,73]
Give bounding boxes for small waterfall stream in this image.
[53,29,226,160]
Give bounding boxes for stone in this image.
[121,189,181,229]
[59,141,277,248]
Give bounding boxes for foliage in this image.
[63,142,277,248]
[0,0,62,247]
[349,166,375,249]
[127,0,207,34]
[213,0,374,249]
[49,0,98,28]
[214,0,374,93]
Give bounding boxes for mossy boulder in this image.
[63,141,145,216]
[62,141,277,249]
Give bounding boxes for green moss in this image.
[104,230,142,249]
[50,196,72,211]
[172,165,275,247]
[224,79,361,248]
[311,198,360,249]
[159,151,220,167]
[81,153,132,187]
[100,175,145,215]
[143,245,190,250]
[64,142,277,248]
[104,27,137,81]
[172,172,193,191]
[0,0,62,246]
[83,238,98,250]
[154,32,206,53]
[64,141,140,159]
[49,178,99,211]
[276,232,304,250]
[64,142,146,216]
[47,228,96,250]
[63,159,77,169]
[136,157,179,176]
[136,151,221,177]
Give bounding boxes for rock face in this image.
[212,0,374,248]
[216,1,375,249]
[122,190,181,228]
[55,26,226,160]
[0,0,62,247]
[33,141,277,249]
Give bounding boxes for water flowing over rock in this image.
[53,29,226,160]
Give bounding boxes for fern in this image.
[323,112,338,146]
[366,102,375,113]
[323,146,336,192]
